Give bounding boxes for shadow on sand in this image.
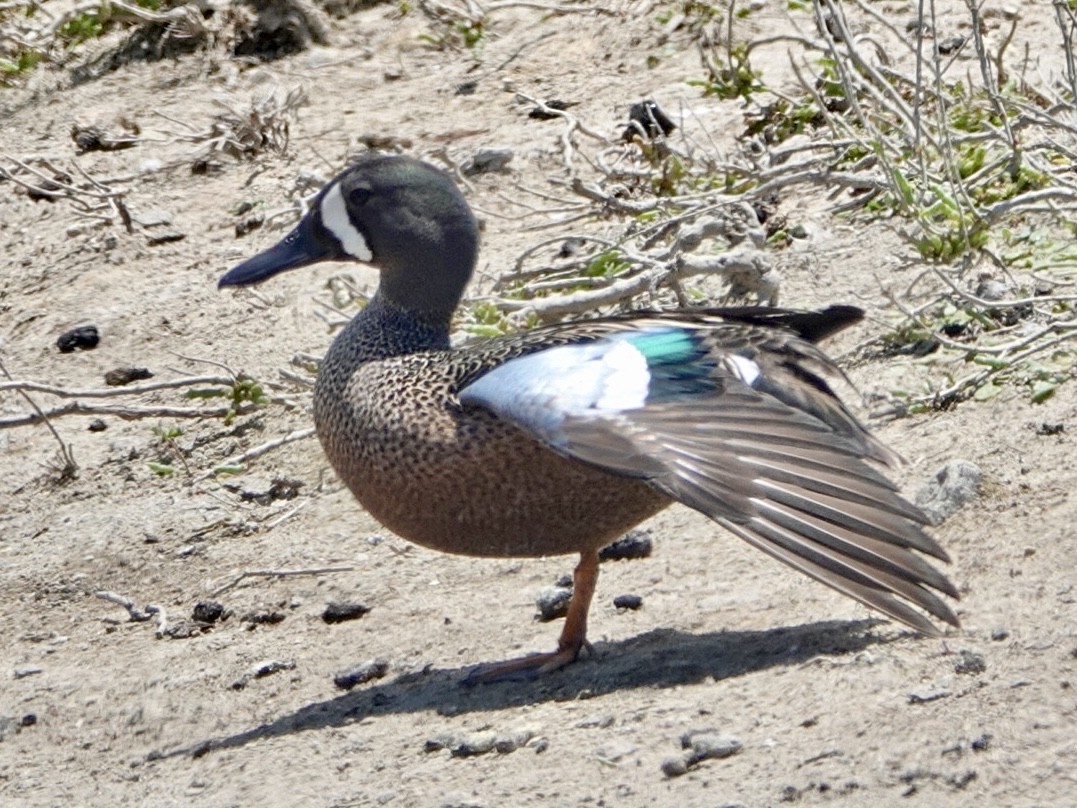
[158,618,897,760]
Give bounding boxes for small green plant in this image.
[692,41,764,102]
[418,8,486,56]
[186,377,269,425]
[60,12,106,43]
[462,301,516,338]
[149,424,184,476]
[0,50,43,81]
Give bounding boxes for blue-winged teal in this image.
[220,155,958,680]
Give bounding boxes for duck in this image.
[219,154,958,681]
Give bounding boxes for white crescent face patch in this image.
[320,182,373,261]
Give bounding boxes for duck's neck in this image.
[330,291,451,367]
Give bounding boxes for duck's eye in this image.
[349,187,372,206]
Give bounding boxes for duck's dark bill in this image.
[219,218,336,288]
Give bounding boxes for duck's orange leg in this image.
[465,549,599,684]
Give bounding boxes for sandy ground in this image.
[2,2,1076,806]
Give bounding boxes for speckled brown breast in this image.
[313,349,671,558]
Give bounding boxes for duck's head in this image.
[219,155,480,322]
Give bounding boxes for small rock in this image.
[13,665,42,679]
[531,737,549,753]
[528,99,577,120]
[191,601,227,623]
[686,733,742,763]
[661,755,689,777]
[230,477,304,506]
[451,731,498,757]
[462,148,513,176]
[954,650,987,675]
[990,627,1010,641]
[88,419,108,432]
[424,733,455,752]
[971,733,992,751]
[20,714,36,727]
[232,659,295,690]
[908,689,951,704]
[974,278,1010,301]
[494,727,535,753]
[146,229,185,245]
[535,586,572,621]
[161,620,211,639]
[132,208,173,227]
[322,601,371,624]
[937,35,966,55]
[613,593,643,610]
[600,530,653,561]
[914,460,982,525]
[333,659,389,690]
[236,213,265,237]
[57,325,100,353]
[575,714,614,729]
[624,99,676,141]
[105,367,154,386]
[240,609,285,627]
[558,237,585,258]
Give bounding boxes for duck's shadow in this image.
[169,619,894,760]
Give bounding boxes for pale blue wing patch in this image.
[459,337,651,450]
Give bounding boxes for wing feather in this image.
[458,313,959,633]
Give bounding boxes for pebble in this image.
[908,688,951,704]
[686,733,742,762]
[535,586,572,621]
[971,734,992,751]
[232,659,295,690]
[424,733,455,752]
[240,609,285,626]
[451,731,498,757]
[13,665,42,679]
[624,99,676,140]
[494,727,535,753]
[146,229,185,245]
[575,714,614,729]
[974,278,1010,301]
[105,367,153,386]
[599,529,653,561]
[914,460,982,525]
[462,148,513,176]
[663,731,743,777]
[56,325,100,353]
[990,627,1010,641]
[661,756,689,777]
[132,208,173,227]
[88,419,107,432]
[333,659,389,690]
[322,601,371,624]
[191,601,227,623]
[613,593,643,610]
[954,650,987,675]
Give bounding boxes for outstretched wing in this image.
[459,319,958,634]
